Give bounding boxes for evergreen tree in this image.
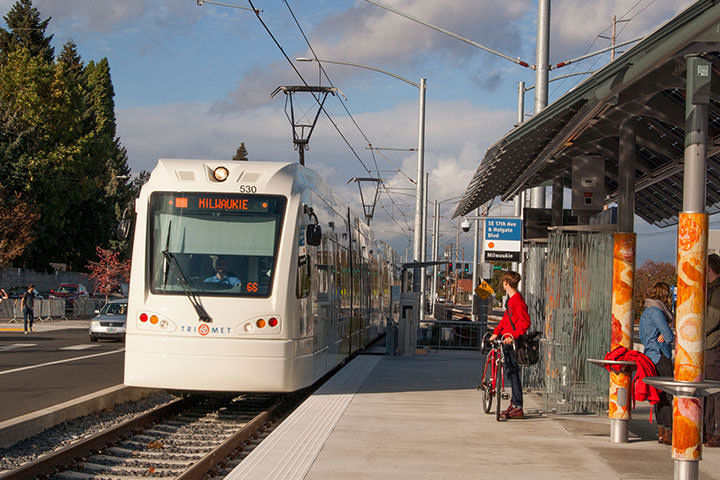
[0,0,54,65]
[0,2,133,271]
[233,142,249,161]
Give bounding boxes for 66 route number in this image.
[238,185,257,194]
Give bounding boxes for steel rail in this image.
[176,401,280,480]
[0,396,191,480]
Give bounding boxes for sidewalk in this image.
[229,349,720,480]
[0,318,90,332]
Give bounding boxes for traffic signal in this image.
[463,263,469,273]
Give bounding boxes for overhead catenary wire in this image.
[281,0,416,186]
[246,0,373,177]
[251,0,413,235]
[549,0,658,97]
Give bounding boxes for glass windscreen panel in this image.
[149,193,286,297]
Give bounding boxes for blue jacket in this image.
[639,304,674,364]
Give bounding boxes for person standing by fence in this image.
[21,284,36,334]
[488,271,530,419]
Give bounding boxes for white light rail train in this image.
[124,159,399,392]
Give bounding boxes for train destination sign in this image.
[152,192,285,215]
[484,218,522,262]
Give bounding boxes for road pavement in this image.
[0,322,124,422]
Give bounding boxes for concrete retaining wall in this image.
[0,386,161,449]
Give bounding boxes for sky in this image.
[0,0,700,266]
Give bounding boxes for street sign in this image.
[484,218,522,262]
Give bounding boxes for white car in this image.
[89,299,127,342]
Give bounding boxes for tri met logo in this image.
[180,324,233,336]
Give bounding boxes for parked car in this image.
[50,283,89,306]
[4,286,42,299]
[89,299,128,342]
[6,286,28,299]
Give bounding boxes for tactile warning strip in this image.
[226,355,381,480]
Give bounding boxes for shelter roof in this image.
[453,0,720,227]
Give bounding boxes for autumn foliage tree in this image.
[635,260,676,320]
[86,246,131,301]
[0,184,39,266]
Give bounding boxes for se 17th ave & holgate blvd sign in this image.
[484,218,522,262]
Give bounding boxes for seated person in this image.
[204,258,241,287]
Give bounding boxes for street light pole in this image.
[414,79,426,266]
[296,57,426,291]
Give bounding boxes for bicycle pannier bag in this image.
[515,331,541,367]
[505,307,541,367]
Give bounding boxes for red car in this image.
[50,283,89,305]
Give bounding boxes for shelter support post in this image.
[609,232,636,442]
[673,54,711,478]
[618,118,636,233]
[607,116,638,442]
[551,177,563,226]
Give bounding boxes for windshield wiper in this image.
[161,222,212,323]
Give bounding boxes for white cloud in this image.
[550,0,695,63]
[117,97,514,253]
[26,0,195,33]
[309,0,531,68]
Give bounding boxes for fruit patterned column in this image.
[673,212,707,461]
[609,233,635,425]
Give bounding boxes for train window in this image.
[148,192,285,297]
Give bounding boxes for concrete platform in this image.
[228,349,720,480]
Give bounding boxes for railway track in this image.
[1,393,284,480]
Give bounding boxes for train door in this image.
[312,227,336,375]
[337,242,351,360]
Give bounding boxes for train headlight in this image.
[213,166,229,182]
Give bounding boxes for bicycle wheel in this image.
[480,352,494,414]
[495,360,504,421]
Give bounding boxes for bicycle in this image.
[478,332,515,421]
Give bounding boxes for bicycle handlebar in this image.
[481,332,516,353]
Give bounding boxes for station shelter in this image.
[454,0,720,474]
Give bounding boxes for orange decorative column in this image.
[609,232,635,442]
[673,212,707,462]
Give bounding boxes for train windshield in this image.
[148,192,286,297]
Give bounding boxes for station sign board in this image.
[484,218,522,262]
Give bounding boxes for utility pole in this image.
[529,0,550,209]
[611,15,617,61]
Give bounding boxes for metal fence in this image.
[417,320,489,350]
[0,297,105,322]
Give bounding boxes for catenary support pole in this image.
[472,207,480,322]
[420,172,428,315]
[413,78,426,265]
[529,0,550,208]
[431,200,439,314]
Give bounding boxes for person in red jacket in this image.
[489,271,530,419]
